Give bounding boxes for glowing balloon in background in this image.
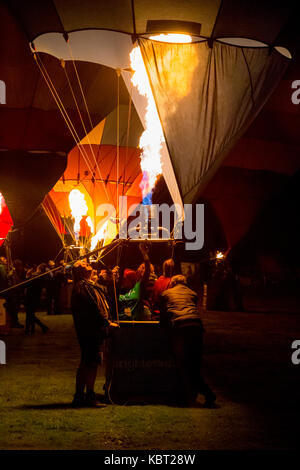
[0,193,13,248]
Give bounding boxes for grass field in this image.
[0,310,299,450]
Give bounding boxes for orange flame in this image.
[68,189,89,234]
[130,34,192,201]
[90,220,108,251]
[130,46,163,200]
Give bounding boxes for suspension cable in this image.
[62,60,111,202]
[67,41,111,203]
[120,78,133,223]
[42,200,64,243]
[67,42,94,129]
[0,239,122,297]
[124,82,133,196]
[116,69,120,218]
[112,275,120,325]
[34,53,96,177]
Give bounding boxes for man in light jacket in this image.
[160,274,216,407]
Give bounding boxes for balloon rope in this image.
[123,80,133,196]
[62,64,97,168]
[62,61,110,203]
[0,265,64,296]
[41,199,64,242]
[33,53,95,177]
[117,71,120,218]
[67,42,111,203]
[67,42,94,129]
[61,215,76,243]
[0,239,122,297]
[113,276,120,325]
[96,240,120,262]
[119,79,133,229]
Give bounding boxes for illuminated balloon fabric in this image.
[151,50,300,251]
[42,194,66,238]
[0,195,13,247]
[0,1,139,229]
[3,0,299,241]
[0,4,66,232]
[139,38,290,204]
[50,103,144,230]
[0,1,134,153]
[50,146,143,231]
[0,151,67,230]
[4,0,297,211]
[4,0,296,51]
[200,52,300,249]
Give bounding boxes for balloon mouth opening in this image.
[147,33,196,44]
[146,19,201,41]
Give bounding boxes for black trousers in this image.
[25,303,47,333]
[5,299,21,326]
[170,325,212,402]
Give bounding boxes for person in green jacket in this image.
[119,243,153,321]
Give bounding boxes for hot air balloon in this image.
[1,0,299,405]
[0,1,145,259]
[3,0,297,206]
[45,99,144,253]
[1,0,299,262]
[199,51,300,250]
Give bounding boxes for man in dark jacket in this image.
[160,275,216,407]
[25,264,49,335]
[6,259,25,328]
[71,260,119,407]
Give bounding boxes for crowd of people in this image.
[71,244,216,408]
[0,257,71,334]
[0,245,216,408]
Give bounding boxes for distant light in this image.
[216,251,224,260]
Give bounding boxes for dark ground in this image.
[0,310,299,450]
